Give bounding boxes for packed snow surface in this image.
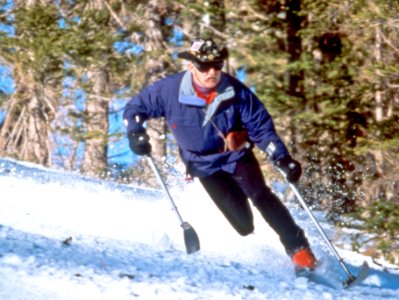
[0,158,398,299]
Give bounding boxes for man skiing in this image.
[123,37,317,271]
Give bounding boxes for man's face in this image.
[188,61,223,89]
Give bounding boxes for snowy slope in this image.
[0,157,398,300]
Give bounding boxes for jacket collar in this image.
[179,71,235,126]
[178,71,207,107]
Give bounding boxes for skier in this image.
[123,37,317,271]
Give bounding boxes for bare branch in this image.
[104,0,127,31]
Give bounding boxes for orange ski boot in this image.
[291,247,317,271]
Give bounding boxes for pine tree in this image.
[0,1,65,166]
[56,0,141,175]
[142,0,173,166]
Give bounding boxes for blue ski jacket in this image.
[123,71,290,177]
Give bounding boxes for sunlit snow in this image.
[0,157,398,299]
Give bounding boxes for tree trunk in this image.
[82,67,110,175]
[142,0,169,164]
[285,0,305,156]
[80,0,110,176]
[286,0,304,100]
[374,25,383,122]
[0,80,54,166]
[180,0,201,39]
[0,0,58,166]
[206,0,226,38]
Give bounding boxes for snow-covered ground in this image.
[0,157,398,300]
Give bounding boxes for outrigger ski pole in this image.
[147,155,200,254]
[280,171,369,288]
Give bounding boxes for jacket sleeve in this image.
[123,81,167,132]
[235,84,290,162]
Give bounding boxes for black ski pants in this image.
[199,151,309,255]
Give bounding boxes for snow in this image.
[0,157,398,300]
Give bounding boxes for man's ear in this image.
[187,62,195,72]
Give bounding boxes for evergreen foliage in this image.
[341,198,399,265]
[0,4,65,82]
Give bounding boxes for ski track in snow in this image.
[0,158,398,300]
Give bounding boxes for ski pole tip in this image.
[342,261,370,288]
[182,222,201,255]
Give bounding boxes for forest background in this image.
[0,0,398,265]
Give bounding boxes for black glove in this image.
[128,130,151,156]
[276,156,302,184]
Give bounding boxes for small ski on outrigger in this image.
[147,155,200,255]
[296,260,370,289]
[281,173,370,289]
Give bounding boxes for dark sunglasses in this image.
[194,61,223,72]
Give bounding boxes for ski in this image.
[342,260,370,288]
[147,156,200,254]
[285,182,371,288]
[296,269,338,289]
[296,260,370,289]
